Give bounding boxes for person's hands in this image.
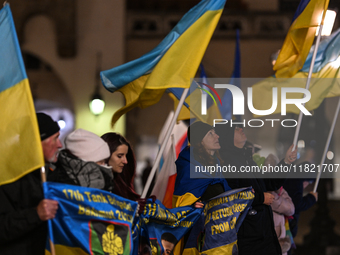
[137,198,147,215]
[284,144,297,164]
[194,202,204,208]
[36,199,58,221]
[148,195,157,203]
[136,196,157,215]
[310,191,318,201]
[263,192,275,205]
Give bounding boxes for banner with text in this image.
[44,182,138,255]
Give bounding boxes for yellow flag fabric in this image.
[273,0,329,78]
[0,4,44,186]
[100,0,226,126]
[169,89,222,126]
[252,58,340,116]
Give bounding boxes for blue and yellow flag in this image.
[251,27,340,116]
[44,182,138,255]
[0,4,44,186]
[273,0,329,78]
[183,187,254,255]
[100,0,227,126]
[301,27,340,73]
[167,72,223,125]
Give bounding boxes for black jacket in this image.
[215,124,283,255]
[0,169,46,255]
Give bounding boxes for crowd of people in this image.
[0,113,318,255]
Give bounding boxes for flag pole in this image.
[292,23,324,150]
[313,97,340,192]
[171,134,176,160]
[141,87,189,198]
[40,166,56,255]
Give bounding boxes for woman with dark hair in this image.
[101,132,140,201]
[173,121,231,208]
[172,121,231,255]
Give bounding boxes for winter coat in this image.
[270,187,295,255]
[173,146,231,207]
[282,178,317,237]
[0,169,47,255]
[215,124,286,255]
[48,149,114,192]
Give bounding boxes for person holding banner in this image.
[101,132,140,201]
[215,124,297,255]
[173,121,231,254]
[0,112,60,255]
[48,128,115,191]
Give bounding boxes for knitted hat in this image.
[36,112,60,141]
[65,129,110,162]
[187,121,213,145]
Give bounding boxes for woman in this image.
[215,124,297,255]
[101,132,140,201]
[172,121,231,255]
[173,121,231,208]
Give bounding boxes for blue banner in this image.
[44,182,138,255]
[137,199,203,255]
[183,187,254,254]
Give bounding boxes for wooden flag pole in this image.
[292,24,324,150]
[313,97,340,192]
[141,87,189,198]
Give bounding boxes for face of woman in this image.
[201,129,220,155]
[234,126,247,148]
[108,144,129,173]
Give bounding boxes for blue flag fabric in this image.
[301,27,340,73]
[44,182,138,255]
[183,187,254,254]
[135,199,203,255]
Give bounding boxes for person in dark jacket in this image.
[0,112,60,255]
[215,124,297,255]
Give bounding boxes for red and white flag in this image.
[151,111,188,208]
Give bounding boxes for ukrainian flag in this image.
[273,0,329,78]
[100,0,226,126]
[251,27,340,116]
[0,4,44,186]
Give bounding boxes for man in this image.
[215,124,297,255]
[0,112,61,254]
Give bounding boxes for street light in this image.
[316,10,337,36]
[89,52,105,116]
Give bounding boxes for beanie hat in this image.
[65,129,110,162]
[36,112,60,141]
[187,121,213,145]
